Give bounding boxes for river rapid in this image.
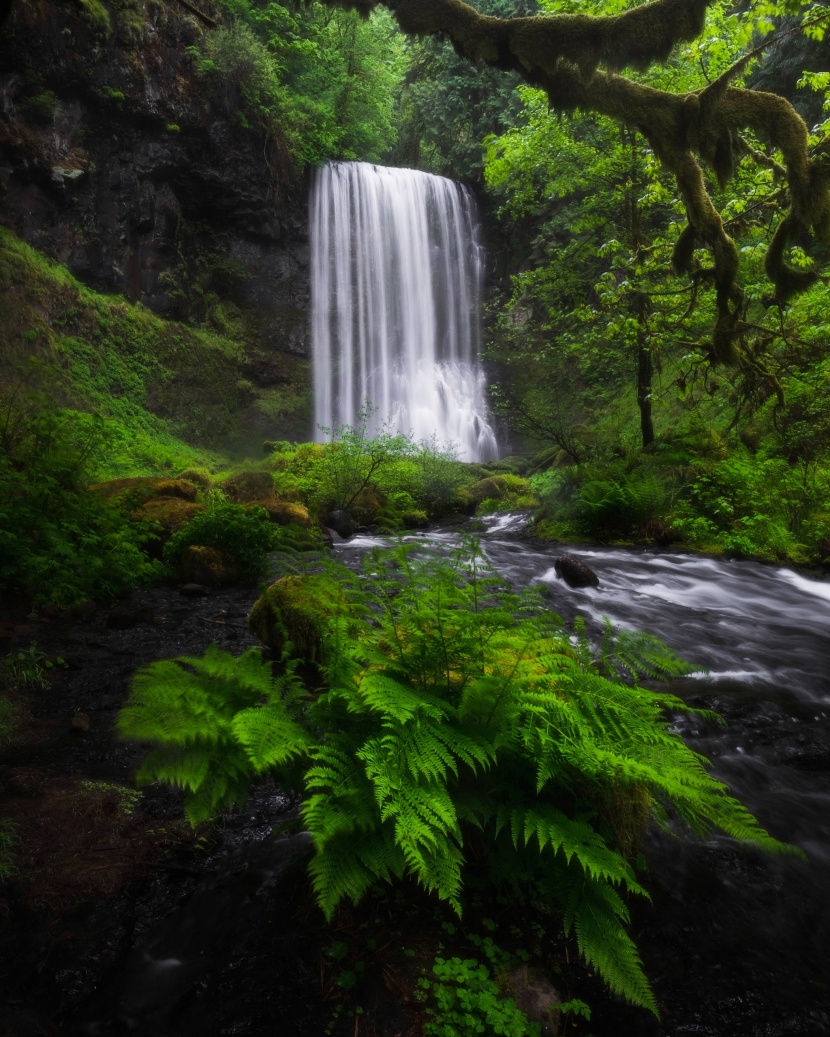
[336,515,830,1036]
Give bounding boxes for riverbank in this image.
[2,527,830,1036]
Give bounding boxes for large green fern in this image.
[119,538,802,1014]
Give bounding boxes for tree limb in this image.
[314,0,830,366]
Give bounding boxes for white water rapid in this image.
[310,161,499,461]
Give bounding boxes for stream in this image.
[336,515,830,1036]
[8,518,828,1036]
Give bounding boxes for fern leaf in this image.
[231,705,310,772]
[564,872,658,1015]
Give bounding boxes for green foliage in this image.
[121,539,799,1012]
[418,956,540,1037]
[196,1,407,165]
[393,0,540,181]
[118,644,309,825]
[162,489,277,579]
[481,0,830,466]
[0,226,269,466]
[671,451,816,560]
[0,643,64,692]
[0,397,161,608]
[264,413,476,526]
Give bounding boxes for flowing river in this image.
[335,516,830,1036]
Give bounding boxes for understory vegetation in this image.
[118,539,799,1016]
[2,0,830,1029]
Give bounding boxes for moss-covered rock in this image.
[175,545,240,587]
[91,476,199,503]
[248,497,314,528]
[222,469,276,503]
[248,574,347,661]
[136,497,204,545]
[176,467,213,489]
[466,474,534,505]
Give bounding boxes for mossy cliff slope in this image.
[0,0,312,451]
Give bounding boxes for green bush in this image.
[672,453,810,560]
[163,490,276,580]
[0,402,160,607]
[119,539,797,1014]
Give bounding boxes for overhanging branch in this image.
[313,0,830,366]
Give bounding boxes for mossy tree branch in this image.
[314,0,830,365]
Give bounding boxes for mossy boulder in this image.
[175,545,240,587]
[176,467,213,489]
[248,574,348,662]
[222,469,275,503]
[91,476,199,504]
[135,497,205,547]
[466,474,535,511]
[248,497,314,528]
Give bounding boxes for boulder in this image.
[248,496,313,528]
[554,553,600,588]
[499,965,560,1036]
[248,574,347,661]
[90,477,199,503]
[324,509,355,539]
[175,545,240,588]
[135,497,205,550]
[221,470,275,504]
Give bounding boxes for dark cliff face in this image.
[0,0,311,366]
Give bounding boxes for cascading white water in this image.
[310,161,499,461]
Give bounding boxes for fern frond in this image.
[231,705,310,772]
[308,828,405,919]
[356,671,449,722]
[564,872,658,1015]
[493,803,643,893]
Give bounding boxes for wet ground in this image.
[3,527,830,1036]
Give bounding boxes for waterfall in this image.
[310,161,499,462]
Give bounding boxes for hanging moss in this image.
[314,0,830,365]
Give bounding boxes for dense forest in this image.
[1,2,829,1035]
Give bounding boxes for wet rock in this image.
[175,545,240,588]
[70,712,90,734]
[554,553,600,588]
[178,583,211,598]
[780,740,830,770]
[500,965,560,1036]
[324,509,354,539]
[77,832,314,1034]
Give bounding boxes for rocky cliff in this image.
[0,0,313,447]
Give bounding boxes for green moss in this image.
[248,574,348,661]
[77,0,111,31]
[0,227,293,471]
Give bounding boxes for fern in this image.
[119,645,309,823]
[119,538,803,1014]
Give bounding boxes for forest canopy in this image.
[310,0,830,369]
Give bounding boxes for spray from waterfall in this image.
[310,161,499,462]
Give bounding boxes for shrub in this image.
[0,403,160,607]
[163,490,276,580]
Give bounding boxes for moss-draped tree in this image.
[310,0,830,370]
